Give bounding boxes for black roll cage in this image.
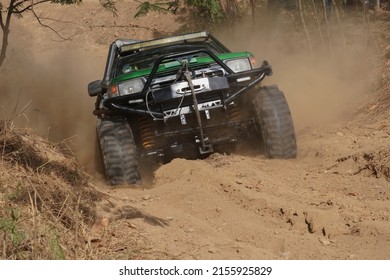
[101,31,229,88]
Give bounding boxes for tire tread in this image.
[96,118,140,185]
[253,85,297,159]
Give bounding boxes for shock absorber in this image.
[227,103,241,122]
[138,117,156,150]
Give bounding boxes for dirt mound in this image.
[0,120,171,259]
[0,120,100,259]
[104,149,390,259]
[330,150,390,181]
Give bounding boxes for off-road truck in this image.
[88,31,297,185]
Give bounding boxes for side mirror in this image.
[88,80,102,97]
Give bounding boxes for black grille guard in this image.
[100,49,272,118]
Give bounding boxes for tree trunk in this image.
[0,0,15,67]
[362,0,370,45]
[0,28,10,67]
[375,0,380,12]
[250,0,256,24]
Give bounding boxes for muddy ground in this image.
[1,0,390,259]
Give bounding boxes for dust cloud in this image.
[217,14,377,130]
[1,22,106,170]
[1,10,378,171]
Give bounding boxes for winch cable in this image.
[145,60,189,120]
[183,65,207,152]
[145,89,164,120]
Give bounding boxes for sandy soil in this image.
[2,0,390,259]
[98,122,390,259]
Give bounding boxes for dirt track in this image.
[2,1,390,259]
[96,122,390,259]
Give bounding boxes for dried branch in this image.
[11,88,23,117]
[331,0,347,47]
[88,23,157,31]
[100,0,117,16]
[322,0,333,58]
[31,8,76,41]
[33,16,82,26]
[36,16,156,33]
[0,10,5,31]
[298,0,313,54]
[12,0,52,15]
[311,0,325,47]
[6,87,32,125]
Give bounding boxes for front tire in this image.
[96,118,141,185]
[253,85,297,159]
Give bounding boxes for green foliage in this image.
[6,182,25,202]
[0,207,25,248]
[185,0,224,22]
[49,230,65,260]
[134,0,224,25]
[135,0,178,18]
[50,0,82,4]
[99,0,118,15]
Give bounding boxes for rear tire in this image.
[253,85,297,159]
[96,118,141,185]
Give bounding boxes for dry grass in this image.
[0,120,160,260]
[0,120,101,259]
[355,11,390,122]
[86,218,172,260]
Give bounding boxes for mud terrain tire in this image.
[253,85,297,159]
[96,118,140,185]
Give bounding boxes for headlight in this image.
[118,78,145,96]
[225,58,251,73]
